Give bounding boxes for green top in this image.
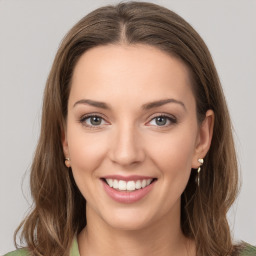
[4,238,79,256]
[4,239,256,256]
[240,243,256,256]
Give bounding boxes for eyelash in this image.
[147,114,177,127]
[79,113,108,129]
[79,113,177,129]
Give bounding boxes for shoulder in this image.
[3,237,79,256]
[239,243,256,256]
[3,249,29,256]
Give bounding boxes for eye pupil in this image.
[90,116,102,125]
[156,116,167,126]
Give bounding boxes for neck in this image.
[78,204,195,256]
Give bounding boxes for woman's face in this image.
[63,44,212,231]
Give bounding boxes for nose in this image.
[108,124,145,167]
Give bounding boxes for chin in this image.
[106,216,151,231]
[99,207,158,231]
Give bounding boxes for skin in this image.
[63,44,214,256]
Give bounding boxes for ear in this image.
[62,128,69,158]
[192,110,214,168]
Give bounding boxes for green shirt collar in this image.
[70,237,80,256]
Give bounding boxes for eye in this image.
[80,114,108,128]
[148,114,177,127]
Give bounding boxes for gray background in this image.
[0,0,255,254]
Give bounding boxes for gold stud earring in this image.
[197,158,204,186]
[65,157,71,168]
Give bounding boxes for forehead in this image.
[70,44,195,108]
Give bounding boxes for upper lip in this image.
[101,175,156,181]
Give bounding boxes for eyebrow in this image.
[142,98,186,111]
[73,98,186,111]
[73,99,109,109]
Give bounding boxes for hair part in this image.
[15,2,240,256]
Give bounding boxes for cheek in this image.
[67,125,108,177]
[147,125,197,179]
[66,126,110,202]
[148,130,197,208]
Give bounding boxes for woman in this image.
[5,2,255,256]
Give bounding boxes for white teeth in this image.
[135,180,142,189]
[119,180,126,191]
[113,179,119,189]
[127,181,136,191]
[106,179,113,187]
[141,180,147,188]
[105,178,153,191]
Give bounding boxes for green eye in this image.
[155,116,168,126]
[80,115,107,127]
[149,115,177,127]
[88,116,102,126]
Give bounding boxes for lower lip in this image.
[102,180,155,204]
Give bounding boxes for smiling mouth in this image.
[101,178,157,192]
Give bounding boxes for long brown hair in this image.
[15,2,240,255]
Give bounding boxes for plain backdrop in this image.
[0,0,255,254]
